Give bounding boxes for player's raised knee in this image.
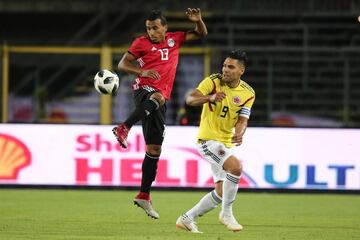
[150,92,165,106]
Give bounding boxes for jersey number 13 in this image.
[158,49,169,60]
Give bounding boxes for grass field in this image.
[0,189,359,240]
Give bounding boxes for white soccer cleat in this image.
[176,214,203,233]
[219,212,243,232]
[133,198,160,219]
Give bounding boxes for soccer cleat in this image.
[112,123,130,148]
[133,196,160,219]
[219,212,243,232]
[176,214,202,233]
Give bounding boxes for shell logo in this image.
[0,133,31,180]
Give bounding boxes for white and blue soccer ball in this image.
[94,69,119,94]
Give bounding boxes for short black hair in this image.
[147,10,167,25]
[227,50,247,67]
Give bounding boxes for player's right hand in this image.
[209,91,226,102]
[186,8,202,22]
[140,69,161,80]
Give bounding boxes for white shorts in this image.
[196,140,234,183]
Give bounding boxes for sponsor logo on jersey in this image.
[151,46,157,51]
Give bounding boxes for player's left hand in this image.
[231,133,243,146]
[186,8,202,22]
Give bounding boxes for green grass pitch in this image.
[0,189,359,240]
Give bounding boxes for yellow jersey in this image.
[197,73,255,147]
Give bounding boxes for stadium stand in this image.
[1,0,360,127]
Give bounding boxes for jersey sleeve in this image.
[197,77,216,96]
[173,31,187,47]
[128,37,145,59]
[239,94,255,119]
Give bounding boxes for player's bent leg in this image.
[126,91,163,128]
[113,98,159,149]
[112,91,164,149]
[176,214,202,233]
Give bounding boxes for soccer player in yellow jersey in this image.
[176,50,255,233]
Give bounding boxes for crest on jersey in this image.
[167,38,175,47]
[232,96,241,104]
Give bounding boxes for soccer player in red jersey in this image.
[113,8,207,219]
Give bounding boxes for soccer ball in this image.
[94,69,119,94]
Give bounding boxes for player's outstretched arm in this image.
[185,8,208,41]
[118,52,160,79]
[186,89,226,106]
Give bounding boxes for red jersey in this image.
[128,31,186,99]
